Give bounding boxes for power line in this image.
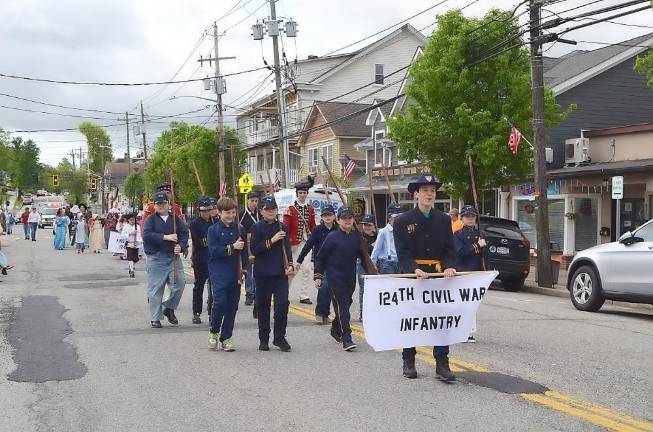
[0,104,117,120]
[0,92,124,115]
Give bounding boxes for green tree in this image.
[55,158,88,204]
[388,9,571,199]
[124,172,145,208]
[635,49,653,88]
[79,122,113,175]
[6,137,41,193]
[145,122,245,204]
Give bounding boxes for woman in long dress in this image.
[53,209,68,250]
[89,214,105,253]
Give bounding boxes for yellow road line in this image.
[184,265,653,432]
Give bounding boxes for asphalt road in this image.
[1,228,652,432]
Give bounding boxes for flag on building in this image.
[274,169,281,190]
[342,154,356,178]
[508,125,523,155]
[219,182,227,197]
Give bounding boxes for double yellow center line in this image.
[184,266,653,432]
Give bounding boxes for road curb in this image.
[523,282,653,312]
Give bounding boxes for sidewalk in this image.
[522,265,653,312]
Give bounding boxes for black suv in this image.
[480,216,531,291]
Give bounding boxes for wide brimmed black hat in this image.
[407,173,442,194]
[294,175,314,192]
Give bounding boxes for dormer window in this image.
[375,64,384,85]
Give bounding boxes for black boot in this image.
[435,358,456,382]
[258,339,269,351]
[192,313,202,324]
[403,357,417,379]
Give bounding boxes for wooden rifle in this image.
[169,171,179,284]
[467,154,486,271]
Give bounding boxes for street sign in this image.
[238,173,253,188]
[240,185,252,194]
[612,176,623,200]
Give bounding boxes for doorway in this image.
[611,198,645,240]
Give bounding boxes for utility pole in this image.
[69,150,76,170]
[140,101,147,160]
[530,0,553,288]
[125,112,131,174]
[251,2,298,188]
[199,23,235,196]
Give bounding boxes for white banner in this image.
[363,271,498,351]
[107,231,126,254]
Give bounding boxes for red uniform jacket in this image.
[283,203,316,246]
[140,202,184,231]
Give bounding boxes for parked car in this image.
[566,218,653,312]
[23,194,33,205]
[39,207,58,229]
[480,216,531,291]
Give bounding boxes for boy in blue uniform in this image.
[393,173,457,381]
[143,191,189,328]
[250,195,294,352]
[190,196,216,324]
[297,204,337,324]
[239,191,261,307]
[453,205,486,343]
[315,207,369,351]
[207,197,248,351]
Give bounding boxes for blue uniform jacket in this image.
[207,219,248,285]
[393,207,455,273]
[314,228,364,289]
[143,213,189,256]
[453,226,484,272]
[190,216,215,263]
[297,222,336,264]
[250,219,293,278]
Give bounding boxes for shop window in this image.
[574,197,598,251]
[517,199,564,251]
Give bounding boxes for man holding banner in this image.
[392,173,457,381]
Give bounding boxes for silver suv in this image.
[567,219,653,311]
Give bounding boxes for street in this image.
[1,230,651,432]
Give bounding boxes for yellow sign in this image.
[238,173,253,188]
[240,185,252,194]
[52,175,59,187]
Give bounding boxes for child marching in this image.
[190,196,217,324]
[122,213,141,278]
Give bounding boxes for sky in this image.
[0,0,651,167]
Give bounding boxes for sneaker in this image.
[192,313,202,324]
[466,335,476,343]
[315,315,324,324]
[129,270,135,278]
[150,320,162,329]
[163,308,178,325]
[299,298,312,305]
[435,358,456,382]
[222,338,236,352]
[330,327,342,343]
[343,340,357,351]
[259,340,270,351]
[208,332,219,350]
[272,337,291,352]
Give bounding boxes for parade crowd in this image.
[0,173,489,382]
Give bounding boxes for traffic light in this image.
[52,175,59,187]
[90,178,97,190]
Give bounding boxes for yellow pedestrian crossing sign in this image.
[239,173,253,194]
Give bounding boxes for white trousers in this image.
[291,243,312,300]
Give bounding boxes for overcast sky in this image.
[0,0,651,167]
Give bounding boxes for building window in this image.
[308,148,319,172]
[322,144,333,170]
[517,199,564,251]
[374,131,385,166]
[375,64,384,84]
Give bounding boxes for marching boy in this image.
[314,206,368,352]
[297,204,337,324]
[207,197,248,352]
[190,196,216,324]
[250,195,294,352]
[453,205,486,343]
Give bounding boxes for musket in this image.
[366,166,379,230]
[467,154,486,271]
[321,156,378,275]
[169,171,179,285]
[191,160,205,195]
[316,164,331,204]
[229,136,244,283]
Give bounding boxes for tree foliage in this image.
[3,137,41,193]
[79,121,113,175]
[124,172,145,207]
[635,49,653,89]
[388,9,571,199]
[145,122,245,204]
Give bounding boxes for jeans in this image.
[23,223,29,239]
[357,260,365,316]
[146,254,186,321]
[330,283,355,344]
[210,280,240,340]
[6,223,11,234]
[29,222,38,241]
[245,262,256,301]
[315,271,331,317]
[255,275,289,342]
[377,259,401,275]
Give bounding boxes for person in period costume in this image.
[143,191,189,328]
[207,197,249,352]
[89,214,105,253]
[393,173,458,381]
[357,214,377,321]
[74,212,88,253]
[297,204,337,324]
[239,191,261,307]
[53,208,68,250]
[190,196,216,324]
[250,195,294,352]
[453,205,486,343]
[283,176,316,305]
[122,213,141,278]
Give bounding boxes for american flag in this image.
[341,154,356,178]
[219,182,227,197]
[508,126,523,155]
[274,169,281,190]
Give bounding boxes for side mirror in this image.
[620,233,644,246]
[618,231,633,243]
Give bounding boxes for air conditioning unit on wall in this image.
[565,138,591,166]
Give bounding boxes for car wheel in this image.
[570,265,605,312]
[502,276,525,292]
